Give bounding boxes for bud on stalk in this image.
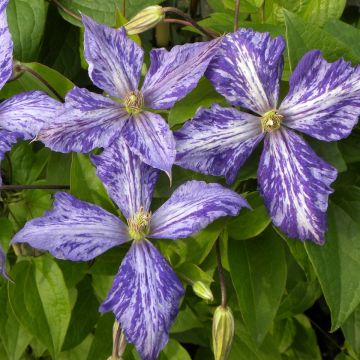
[192,281,214,302]
[125,6,165,35]
[212,306,234,360]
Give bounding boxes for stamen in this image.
[124,90,144,115]
[127,207,152,241]
[260,109,283,133]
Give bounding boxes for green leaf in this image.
[7,0,48,61]
[46,153,72,186]
[228,228,287,343]
[342,304,360,354]
[158,339,192,360]
[8,256,72,358]
[283,10,360,72]
[168,78,226,127]
[70,153,117,213]
[0,218,14,252]
[305,189,360,330]
[228,191,270,240]
[338,133,360,164]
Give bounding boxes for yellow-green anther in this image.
[212,306,234,360]
[261,109,283,133]
[125,6,165,35]
[127,207,151,241]
[124,90,144,115]
[192,281,214,302]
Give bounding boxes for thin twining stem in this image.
[234,0,240,32]
[163,7,217,39]
[216,236,227,308]
[0,185,70,191]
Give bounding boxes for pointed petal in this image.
[206,29,285,114]
[0,130,22,185]
[0,244,11,281]
[0,91,61,139]
[122,112,176,175]
[0,0,13,89]
[175,104,264,184]
[82,15,143,98]
[11,192,129,261]
[38,87,128,153]
[258,128,337,244]
[280,50,360,141]
[141,38,222,109]
[100,239,184,360]
[150,180,249,239]
[91,138,159,219]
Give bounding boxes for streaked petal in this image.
[0,91,60,139]
[141,38,222,109]
[280,50,360,141]
[206,28,285,114]
[0,244,11,281]
[258,128,337,244]
[83,15,143,98]
[100,239,184,360]
[123,112,175,176]
[175,104,264,184]
[38,87,128,153]
[11,192,130,261]
[91,138,159,219]
[150,180,249,239]
[0,0,13,89]
[0,130,22,185]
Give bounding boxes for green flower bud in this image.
[212,306,234,360]
[125,6,165,35]
[192,281,214,301]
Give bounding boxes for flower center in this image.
[260,109,283,133]
[124,90,144,115]
[127,207,151,241]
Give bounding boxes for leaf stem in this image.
[19,64,64,102]
[234,0,240,32]
[0,185,70,191]
[50,0,82,22]
[163,7,217,39]
[163,18,193,27]
[216,237,227,308]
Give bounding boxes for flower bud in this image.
[212,306,234,360]
[192,281,214,301]
[125,6,165,35]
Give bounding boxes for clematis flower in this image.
[0,0,61,279]
[37,15,222,177]
[175,28,360,244]
[12,138,248,360]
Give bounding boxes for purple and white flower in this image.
[0,0,60,279]
[175,28,360,244]
[12,138,248,360]
[37,15,222,177]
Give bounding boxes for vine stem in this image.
[163,7,217,39]
[0,185,70,191]
[234,0,240,32]
[216,237,227,308]
[163,18,193,27]
[19,64,64,102]
[112,324,122,359]
[51,0,81,21]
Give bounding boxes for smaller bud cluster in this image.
[127,207,152,241]
[125,6,165,35]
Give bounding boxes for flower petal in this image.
[150,180,249,239]
[91,138,159,219]
[100,239,184,360]
[83,15,143,98]
[0,91,61,139]
[122,111,176,176]
[0,244,11,281]
[206,28,285,114]
[11,192,129,261]
[38,87,128,153]
[175,104,264,184]
[280,50,360,141]
[0,0,13,89]
[141,38,222,109]
[258,128,337,244]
